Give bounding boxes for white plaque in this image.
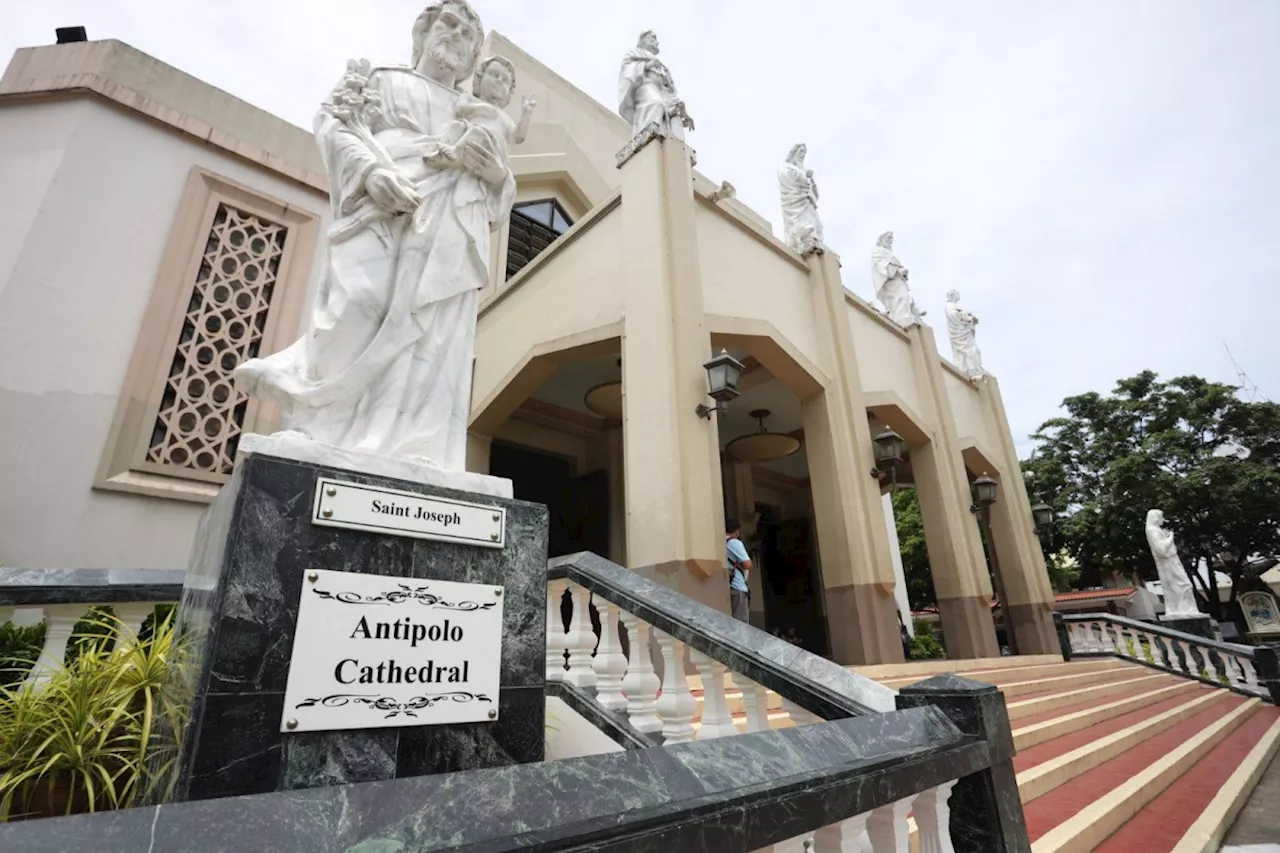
[312,478,505,548]
[280,569,505,733]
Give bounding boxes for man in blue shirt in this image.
[726,517,753,622]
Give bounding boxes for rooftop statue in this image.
[870,231,926,327]
[945,290,985,380]
[778,144,824,255]
[1146,510,1202,619]
[618,30,694,140]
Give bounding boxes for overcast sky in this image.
[4,1,1278,454]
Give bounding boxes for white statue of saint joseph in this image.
[1146,509,1202,619]
[233,1,516,471]
[778,143,823,254]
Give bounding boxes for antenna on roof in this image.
[55,27,88,44]
[1224,343,1270,403]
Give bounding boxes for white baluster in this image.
[1146,633,1165,667]
[620,612,662,733]
[1177,641,1197,677]
[1240,656,1261,689]
[1066,623,1085,653]
[1098,622,1117,653]
[26,605,85,685]
[914,782,957,853]
[743,681,772,733]
[691,650,738,739]
[865,796,916,853]
[114,602,154,650]
[564,583,597,689]
[546,579,570,682]
[592,600,628,711]
[1202,648,1221,684]
[655,631,696,744]
[1221,654,1244,688]
[812,812,869,852]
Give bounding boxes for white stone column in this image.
[26,605,85,685]
[591,600,628,711]
[743,681,772,733]
[620,612,662,733]
[866,796,916,852]
[655,631,696,743]
[812,813,869,852]
[546,579,570,682]
[564,583,598,689]
[691,650,738,738]
[914,783,957,853]
[113,602,154,648]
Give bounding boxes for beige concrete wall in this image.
[697,206,822,369]
[489,33,631,190]
[0,98,328,570]
[473,203,625,416]
[943,364,1006,459]
[846,298,926,419]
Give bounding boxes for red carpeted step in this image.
[1022,695,1247,842]
[1013,693,1204,773]
[1092,705,1280,853]
[1012,678,1179,729]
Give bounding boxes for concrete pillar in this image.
[803,250,903,664]
[617,136,726,610]
[465,431,492,476]
[905,325,999,660]
[979,378,1059,655]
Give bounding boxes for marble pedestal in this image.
[1159,614,1216,640]
[161,450,548,803]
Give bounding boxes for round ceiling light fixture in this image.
[583,380,623,420]
[726,409,802,462]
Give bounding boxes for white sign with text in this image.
[280,569,505,733]
[311,478,506,548]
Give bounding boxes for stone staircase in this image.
[690,655,1280,852]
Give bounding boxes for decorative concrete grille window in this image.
[505,199,573,280]
[95,168,320,502]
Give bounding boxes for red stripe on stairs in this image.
[1012,678,1180,729]
[1021,696,1247,842]
[1092,705,1280,853]
[1012,693,1204,772]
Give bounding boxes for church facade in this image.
[0,31,1056,664]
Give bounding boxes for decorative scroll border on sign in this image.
[312,582,498,612]
[296,692,493,719]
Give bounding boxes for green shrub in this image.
[0,623,46,689]
[908,623,947,660]
[0,611,182,821]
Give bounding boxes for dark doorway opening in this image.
[755,502,829,656]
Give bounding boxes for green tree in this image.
[1023,371,1280,619]
[892,489,936,610]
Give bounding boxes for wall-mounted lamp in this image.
[696,349,745,419]
[1031,501,1054,529]
[969,474,998,513]
[869,428,906,481]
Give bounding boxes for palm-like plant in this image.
[0,611,181,821]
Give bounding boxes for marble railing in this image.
[546,552,1030,851]
[1061,612,1280,704]
[0,568,184,683]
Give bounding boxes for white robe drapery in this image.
[1146,512,1201,618]
[234,66,515,469]
[871,246,919,327]
[778,162,822,253]
[618,48,684,139]
[946,303,984,379]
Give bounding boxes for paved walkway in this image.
[1223,750,1280,848]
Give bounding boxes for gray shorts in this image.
[731,590,750,622]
